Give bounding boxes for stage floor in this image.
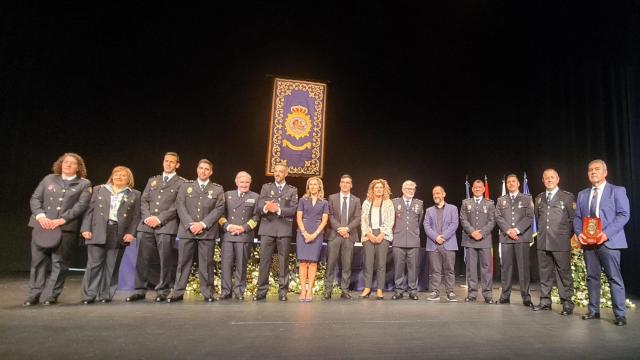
[1,273,638,359]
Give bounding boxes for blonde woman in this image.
[80,166,141,303]
[296,177,329,302]
[360,179,395,300]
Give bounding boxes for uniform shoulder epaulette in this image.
[149,175,160,181]
[183,179,195,183]
[177,176,188,182]
[562,190,573,195]
[210,182,222,188]
[415,199,423,204]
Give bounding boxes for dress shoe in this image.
[497,298,510,305]
[464,296,476,303]
[359,290,371,299]
[81,299,94,305]
[340,292,352,300]
[532,304,552,311]
[43,298,57,306]
[279,295,288,301]
[485,299,494,304]
[581,312,601,320]
[523,300,534,307]
[167,295,183,303]
[614,316,627,326]
[23,298,39,307]
[204,297,215,303]
[125,293,145,302]
[560,308,573,316]
[376,290,384,300]
[253,294,266,301]
[391,293,403,300]
[154,295,167,302]
[409,294,419,300]
[100,299,111,304]
[218,294,232,300]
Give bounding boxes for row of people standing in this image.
[24,153,630,326]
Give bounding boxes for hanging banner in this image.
[266,78,327,177]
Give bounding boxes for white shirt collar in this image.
[546,187,559,198]
[163,172,176,180]
[197,179,209,187]
[61,175,77,181]
[592,181,607,192]
[509,191,519,197]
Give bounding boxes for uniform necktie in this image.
[240,192,245,198]
[200,184,205,191]
[476,199,480,205]
[406,199,411,208]
[511,195,515,201]
[163,175,169,184]
[590,187,599,217]
[277,184,282,193]
[341,196,348,225]
[546,192,552,203]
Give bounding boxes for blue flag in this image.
[523,172,538,238]
[465,176,470,199]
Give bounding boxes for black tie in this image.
[546,192,552,203]
[476,199,480,205]
[341,196,348,225]
[200,184,205,191]
[511,195,515,201]
[590,187,598,217]
[277,184,282,193]
[406,199,410,208]
[163,175,169,184]
[240,192,245,198]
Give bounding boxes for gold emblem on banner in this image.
[285,105,312,140]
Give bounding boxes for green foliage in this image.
[186,243,341,297]
[551,248,635,308]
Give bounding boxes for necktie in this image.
[240,192,245,198]
[406,199,410,208]
[511,195,515,201]
[277,184,282,193]
[200,184,205,191]
[589,187,598,217]
[546,192,552,203]
[163,175,169,184]
[476,199,480,205]
[341,196,348,225]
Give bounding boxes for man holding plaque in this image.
[573,160,630,326]
[532,169,575,315]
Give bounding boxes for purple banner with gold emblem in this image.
[266,78,327,177]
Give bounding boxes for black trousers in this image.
[324,237,354,293]
[221,241,252,298]
[256,236,291,297]
[81,223,125,301]
[537,249,574,309]
[362,240,389,290]
[28,231,77,301]
[499,242,531,302]
[173,237,215,298]
[133,232,176,297]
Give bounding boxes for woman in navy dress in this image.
[296,176,329,302]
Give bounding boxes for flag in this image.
[266,78,327,177]
[499,175,506,264]
[465,176,471,199]
[523,172,538,245]
[483,175,490,199]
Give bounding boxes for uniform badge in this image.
[483,206,487,213]
[467,204,472,211]
[270,190,274,196]
[572,202,576,210]
[124,195,128,202]
[98,196,102,200]
[560,201,565,209]
[414,204,419,213]
[187,187,193,194]
[398,204,402,211]
[246,198,255,203]
[151,180,157,187]
[88,187,92,193]
[536,197,541,204]
[502,200,507,206]
[517,201,522,208]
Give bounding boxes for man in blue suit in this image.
[573,159,630,326]
[424,185,459,302]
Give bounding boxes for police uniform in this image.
[80,185,141,302]
[218,189,260,299]
[495,192,534,304]
[170,180,225,300]
[391,197,424,298]
[131,174,185,299]
[27,174,92,303]
[255,182,298,299]
[460,197,496,302]
[534,189,575,312]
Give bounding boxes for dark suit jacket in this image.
[326,193,361,242]
[176,181,225,240]
[495,193,534,243]
[28,174,92,233]
[137,174,185,235]
[81,185,141,246]
[573,183,630,249]
[220,190,260,243]
[257,182,298,237]
[535,189,575,252]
